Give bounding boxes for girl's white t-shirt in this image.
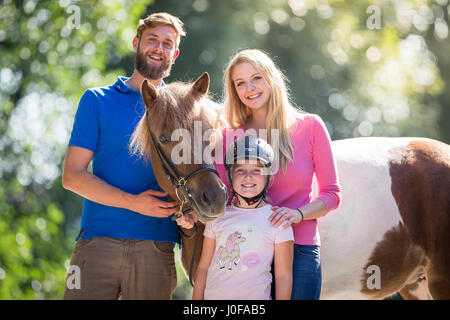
[203,204,294,300]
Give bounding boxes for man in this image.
[62,12,189,299]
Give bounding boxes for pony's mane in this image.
[149,81,199,134]
[130,80,226,160]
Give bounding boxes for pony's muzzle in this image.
[194,181,227,222]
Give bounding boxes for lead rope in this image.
[176,213,198,287]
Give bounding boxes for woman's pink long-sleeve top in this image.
[214,113,341,246]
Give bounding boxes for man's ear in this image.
[172,49,179,61]
[141,79,157,110]
[132,36,139,53]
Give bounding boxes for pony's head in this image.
[130,73,227,223]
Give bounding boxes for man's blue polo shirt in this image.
[68,76,180,244]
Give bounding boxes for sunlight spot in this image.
[254,12,270,35]
[366,107,382,123]
[16,233,26,246]
[358,120,373,136]
[288,0,308,17]
[289,17,305,31]
[271,9,289,25]
[366,46,381,62]
[434,19,449,39]
[343,105,359,121]
[317,4,333,19]
[350,34,365,49]
[193,0,209,12]
[310,65,325,80]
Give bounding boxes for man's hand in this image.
[128,190,178,218]
[63,146,179,219]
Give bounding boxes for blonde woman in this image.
[214,49,341,300]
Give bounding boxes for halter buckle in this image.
[176,177,187,187]
[171,199,187,221]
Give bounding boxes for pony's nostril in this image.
[201,190,211,206]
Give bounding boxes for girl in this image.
[215,49,341,300]
[192,135,294,300]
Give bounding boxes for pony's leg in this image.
[360,225,427,299]
[426,259,450,299]
[234,256,241,266]
[425,217,450,300]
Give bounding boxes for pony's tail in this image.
[129,112,152,161]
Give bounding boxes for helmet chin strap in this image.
[236,192,266,208]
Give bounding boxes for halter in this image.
[145,113,219,221]
[145,113,218,286]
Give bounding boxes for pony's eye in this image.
[159,135,170,144]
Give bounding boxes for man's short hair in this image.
[136,12,186,47]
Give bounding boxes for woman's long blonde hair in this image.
[223,49,305,173]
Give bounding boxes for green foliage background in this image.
[0,0,449,299]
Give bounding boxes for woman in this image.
[214,49,341,300]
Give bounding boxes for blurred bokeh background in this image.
[0,0,448,299]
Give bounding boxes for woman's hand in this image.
[269,206,302,229]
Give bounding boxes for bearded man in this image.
[62,12,186,300]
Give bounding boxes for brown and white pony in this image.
[130,73,227,274]
[319,137,449,299]
[131,73,449,299]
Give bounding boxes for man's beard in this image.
[134,44,172,80]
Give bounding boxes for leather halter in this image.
[145,113,219,221]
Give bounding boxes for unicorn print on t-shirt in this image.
[216,231,246,270]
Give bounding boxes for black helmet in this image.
[225,135,274,170]
[225,135,275,207]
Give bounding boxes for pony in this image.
[131,73,449,299]
[129,72,228,281]
[319,137,449,299]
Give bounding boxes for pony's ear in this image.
[140,79,158,109]
[192,72,210,97]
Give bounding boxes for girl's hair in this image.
[223,49,305,173]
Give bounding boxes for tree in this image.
[0,0,148,299]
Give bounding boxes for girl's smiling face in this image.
[231,160,267,199]
[231,62,271,112]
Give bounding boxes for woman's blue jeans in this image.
[291,244,322,300]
